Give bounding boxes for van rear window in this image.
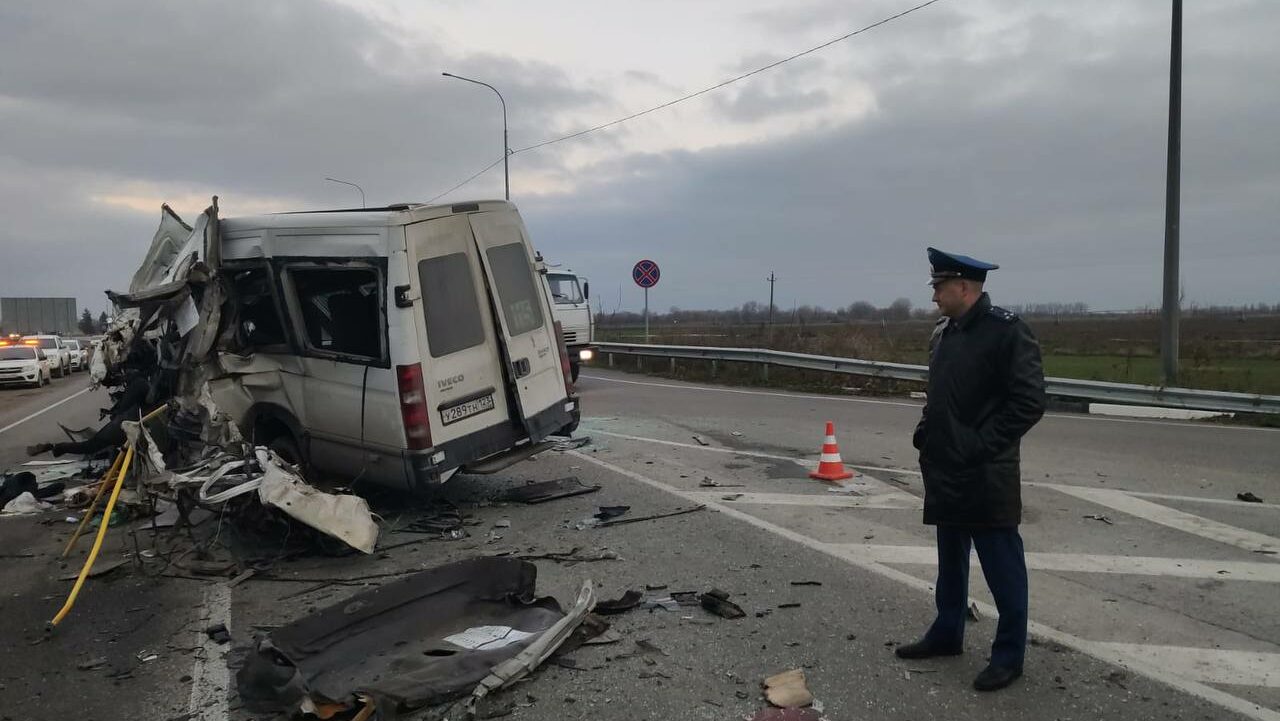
[418,253,486,357]
[485,243,544,336]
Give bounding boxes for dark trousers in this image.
[924,525,1028,669]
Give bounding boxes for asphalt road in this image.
[0,367,1276,720]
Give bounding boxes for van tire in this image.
[267,434,303,470]
[570,362,580,382]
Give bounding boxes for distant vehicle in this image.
[20,335,71,378]
[62,338,87,372]
[0,343,52,388]
[541,265,595,381]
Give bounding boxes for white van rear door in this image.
[468,211,567,436]
[405,215,514,446]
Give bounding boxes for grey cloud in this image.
[521,1,1280,312]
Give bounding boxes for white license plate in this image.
[441,394,496,426]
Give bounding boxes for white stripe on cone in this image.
[820,453,843,463]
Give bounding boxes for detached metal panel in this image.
[1,297,79,335]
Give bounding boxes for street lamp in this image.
[324,177,366,208]
[442,72,510,200]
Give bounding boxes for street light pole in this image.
[442,72,510,200]
[324,177,366,208]
[1160,0,1183,385]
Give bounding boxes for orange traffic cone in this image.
[809,421,854,482]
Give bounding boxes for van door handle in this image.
[512,358,531,378]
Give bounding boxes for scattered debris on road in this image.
[763,668,814,708]
[596,504,706,527]
[237,557,593,717]
[691,434,711,446]
[504,477,601,504]
[1237,491,1263,503]
[1082,514,1114,525]
[967,602,982,622]
[699,588,746,619]
[595,589,644,615]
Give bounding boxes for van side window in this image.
[229,268,289,348]
[291,268,383,360]
[419,254,486,357]
[485,243,544,336]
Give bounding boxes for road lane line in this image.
[1092,644,1280,688]
[582,373,1280,432]
[570,449,1280,721]
[590,426,1275,513]
[687,490,921,510]
[188,583,231,721]
[1042,484,1280,555]
[0,386,92,435]
[585,426,923,479]
[829,543,1280,582]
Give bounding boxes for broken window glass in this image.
[419,253,486,357]
[228,268,288,348]
[485,243,544,336]
[290,268,383,360]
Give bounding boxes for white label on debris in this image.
[444,625,536,651]
[175,296,200,337]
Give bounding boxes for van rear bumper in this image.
[404,395,580,492]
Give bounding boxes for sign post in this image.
[631,259,661,344]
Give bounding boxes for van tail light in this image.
[553,321,573,394]
[396,363,433,450]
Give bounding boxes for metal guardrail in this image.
[596,342,1280,416]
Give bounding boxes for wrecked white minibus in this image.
[103,199,580,494]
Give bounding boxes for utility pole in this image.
[1160,0,1183,385]
[767,272,776,326]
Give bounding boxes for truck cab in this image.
[542,267,594,381]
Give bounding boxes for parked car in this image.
[0,343,52,388]
[20,335,71,377]
[62,339,88,372]
[204,199,580,493]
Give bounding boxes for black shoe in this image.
[894,638,963,660]
[973,664,1022,691]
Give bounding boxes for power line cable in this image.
[512,0,946,154]
[428,0,945,201]
[428,156,506,203]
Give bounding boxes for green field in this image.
[598,313,1280,396]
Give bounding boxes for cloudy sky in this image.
[1,0,1276,316]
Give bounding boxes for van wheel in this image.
[268,434,303,469]
[570,362,580,382]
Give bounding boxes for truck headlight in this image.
[578,349,594,361]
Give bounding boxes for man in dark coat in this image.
[896,247,1046,692]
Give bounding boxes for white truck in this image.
[540,264,595,381]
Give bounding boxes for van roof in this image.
[220,199,513,231]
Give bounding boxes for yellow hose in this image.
[61,451,125,559]
[49,443,135,628]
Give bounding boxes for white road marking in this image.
[1042,484,1280,555]
[1114,488,1280,510]
[581,373,1280,433]
[829,543,1280,582]
[0,386,91,435]
[585,427,921,481]
[590,427,1279,515]
[188,583,231,721]
[569,450,1280,721]
[686,490,921,510]
[1093,644,1280,688]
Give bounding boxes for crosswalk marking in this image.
[571,449,1280,721]
[825,543,1280,582]
[1095,644,1280,688]
[1041,484,1280,555]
